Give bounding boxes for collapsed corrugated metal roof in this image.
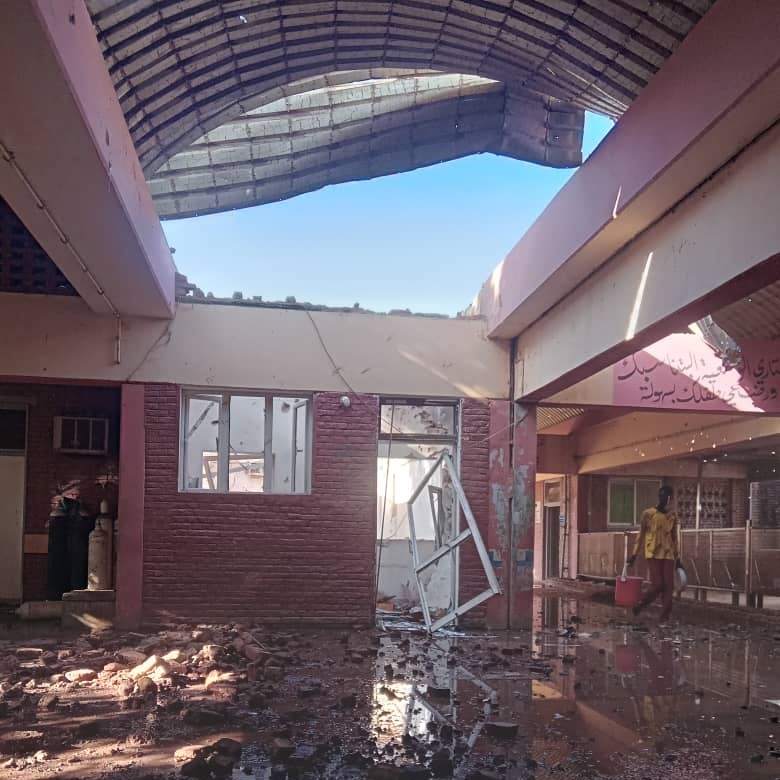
[711,282,780,341]
[148,72,582,218]
[88,1,716,217]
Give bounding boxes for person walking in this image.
[627,485,680,623]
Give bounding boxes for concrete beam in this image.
[474,0,780,340]
[548,334,780,414]
[516,117,780,400]
[0,294,510,399]
[0,0,174,318]
[603,459,748,480]
[574,411,780,474]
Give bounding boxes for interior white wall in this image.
[0,294,510,400]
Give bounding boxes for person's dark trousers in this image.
[636,558,675,621]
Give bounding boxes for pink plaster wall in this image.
[613,334,780,414]
[115,384,145,629]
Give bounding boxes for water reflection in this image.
[529,594,780,778]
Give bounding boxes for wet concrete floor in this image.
[4,593,780,778]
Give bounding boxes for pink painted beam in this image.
[0,1,174,318]
[477,0,780,339]
[510,405,536,630]
[614,335,780,414]
[485,400,512,629]
[116,384,145,629]
[552,333,780,414]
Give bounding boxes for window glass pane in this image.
[0,409,26,451]
[229,396,266,493]
[636,480,662,523]
[61,417,77,449]
[294,401,308,493]
[184,395,221,490]
[75,419,91,450]
[272,397,308,493]
[609,481,634,525]
[90,419,107,451]
[380,404,456,437]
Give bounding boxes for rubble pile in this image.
[0,623,536,780]
[1,597,777,780]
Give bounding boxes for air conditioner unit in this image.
[53,416,109,455]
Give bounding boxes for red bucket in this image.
[615,572,643,607]
[615,644,642,674]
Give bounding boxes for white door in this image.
[0,455,25,602]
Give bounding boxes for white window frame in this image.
[179,389,312,495]
[607,477,662,527]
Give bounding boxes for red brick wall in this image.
[458,400,491,626]
[0,383,120,600]
[142,385,379,626]
[141,388,497,627]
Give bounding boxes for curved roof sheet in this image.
[87,1,716,216]
[148,72,582,217]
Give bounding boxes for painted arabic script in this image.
[613,334,780,413]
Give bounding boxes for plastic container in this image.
[615,564,643,607]
[675,563,688,596]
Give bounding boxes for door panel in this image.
[0,456,25,602]
[545,507,560,578]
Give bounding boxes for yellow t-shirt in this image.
[633,507,679,560]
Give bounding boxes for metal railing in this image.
[577,527,780,604]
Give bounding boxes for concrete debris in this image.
[64,668,97,682]
[0,594,779,779]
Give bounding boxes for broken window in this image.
[380,403,455,438]
[181,391,311,494]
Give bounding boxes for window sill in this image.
[179,489,312,497]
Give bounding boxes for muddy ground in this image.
[2,591,780,779]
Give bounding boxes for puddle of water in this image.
[527,594,780,778]
[7,595,780,779]
[214,598,780,779]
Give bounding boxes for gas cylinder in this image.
[87,517,110,591]
[97,500,114,587]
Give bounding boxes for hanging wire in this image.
[375,402,395,602]
[304,307,531,444]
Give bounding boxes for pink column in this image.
[486,400,512,629]
[115,383,145,629]
[510,405,537,629]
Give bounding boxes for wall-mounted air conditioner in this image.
[53,416,109,455]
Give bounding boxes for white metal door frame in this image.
[407,452,501,632]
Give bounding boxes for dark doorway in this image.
[544,505,561,579]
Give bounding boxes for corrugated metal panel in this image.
[712,282,780,340]
[86,1,716,216]
[538,406,584,431]
[148,73,582,217]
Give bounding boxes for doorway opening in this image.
[0,405,26,604]
[376,400,459,621]
[375,400,500,630]
[543,480,562,580]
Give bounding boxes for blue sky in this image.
[163,112,613,315]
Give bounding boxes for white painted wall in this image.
[0,295,510,399]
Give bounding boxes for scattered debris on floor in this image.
[2,594,780,778]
